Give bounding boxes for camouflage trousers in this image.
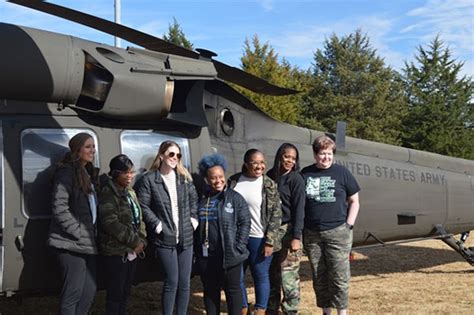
[267,228,302,314]
[303,224,353,310]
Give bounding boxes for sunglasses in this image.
[167,152,182,159]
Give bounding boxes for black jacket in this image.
[195,188,250,268]
[267,170,305,240]
[48,164,98,255]
[134,170,198,249]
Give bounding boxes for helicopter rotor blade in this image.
[9,0,299,95]
[212,60,299,96]
[8,0,199,58]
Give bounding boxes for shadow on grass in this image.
[1,243,472,314]
[298,242,473,281]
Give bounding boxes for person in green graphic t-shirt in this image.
[301,136,360,315]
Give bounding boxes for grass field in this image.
[0,236,473,314]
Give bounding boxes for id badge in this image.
[202,244,209,257]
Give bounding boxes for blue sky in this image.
[1,0,473,77]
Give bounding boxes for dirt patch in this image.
[1,236,473,314]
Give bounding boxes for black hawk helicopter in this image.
[0,0,472,297]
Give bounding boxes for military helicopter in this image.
[0,0,472,298]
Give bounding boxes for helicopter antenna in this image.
[114,0,121,47]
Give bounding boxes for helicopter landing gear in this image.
[435,225,474,266]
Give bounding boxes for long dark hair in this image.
[268,143,300,181]
[58,132,96,194]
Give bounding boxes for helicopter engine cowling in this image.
[0,23,216,122]
[0,23,84,105]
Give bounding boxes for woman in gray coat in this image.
[49,132,98,315]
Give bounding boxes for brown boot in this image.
[242,307,248,315]
[256,309,266,315]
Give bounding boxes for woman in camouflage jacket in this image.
[98,154,146,315]
[228,148,282,315]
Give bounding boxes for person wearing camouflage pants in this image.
[303,225,353,311]
[267,143,306,315]
[301,136,360,315]
[268,229,303,314]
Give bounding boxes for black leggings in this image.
[198,256,243,315]
[102,255,137,315]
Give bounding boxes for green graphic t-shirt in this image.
[302,163,360,231]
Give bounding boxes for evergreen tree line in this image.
[164,20,473,160]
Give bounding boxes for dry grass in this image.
[1,236,473,314]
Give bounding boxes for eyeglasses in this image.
[167,152,182,159]
[247,161,266,167]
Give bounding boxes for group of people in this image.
[48,132,360,315]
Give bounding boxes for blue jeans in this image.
[240,237,274,309]
[155,245,193,315]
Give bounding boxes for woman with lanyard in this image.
[98,154,147,315]
[134,140,198,315]
[228,148,282,315]
[195,153,251,315]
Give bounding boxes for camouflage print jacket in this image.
[98,175,147,256]
[228,173,283,252]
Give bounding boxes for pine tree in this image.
[237,35,309,125]
[163,17,193,49]
[402,37,474,159]
[301,30,407,145]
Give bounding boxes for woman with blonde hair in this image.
[134,140,198,315]
[48,132,99,314]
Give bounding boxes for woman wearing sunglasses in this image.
[134,141,198,315]
[98,154,147,315]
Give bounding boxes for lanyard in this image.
[204,197,210,249]
[126,193,140,228]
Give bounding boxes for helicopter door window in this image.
[120,131,190,178]
[21,129,99,219]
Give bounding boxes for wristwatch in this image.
[345,223,354,230]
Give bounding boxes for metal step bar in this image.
[435,225,474,266]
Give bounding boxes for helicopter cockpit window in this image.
[21,129,99,219]
[120,131,190,179]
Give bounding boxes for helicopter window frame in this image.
[21,128,99,220]
[120,130,191,179]
[0,121,3,289]
[220,108,235,136]
[0,122,4,229]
